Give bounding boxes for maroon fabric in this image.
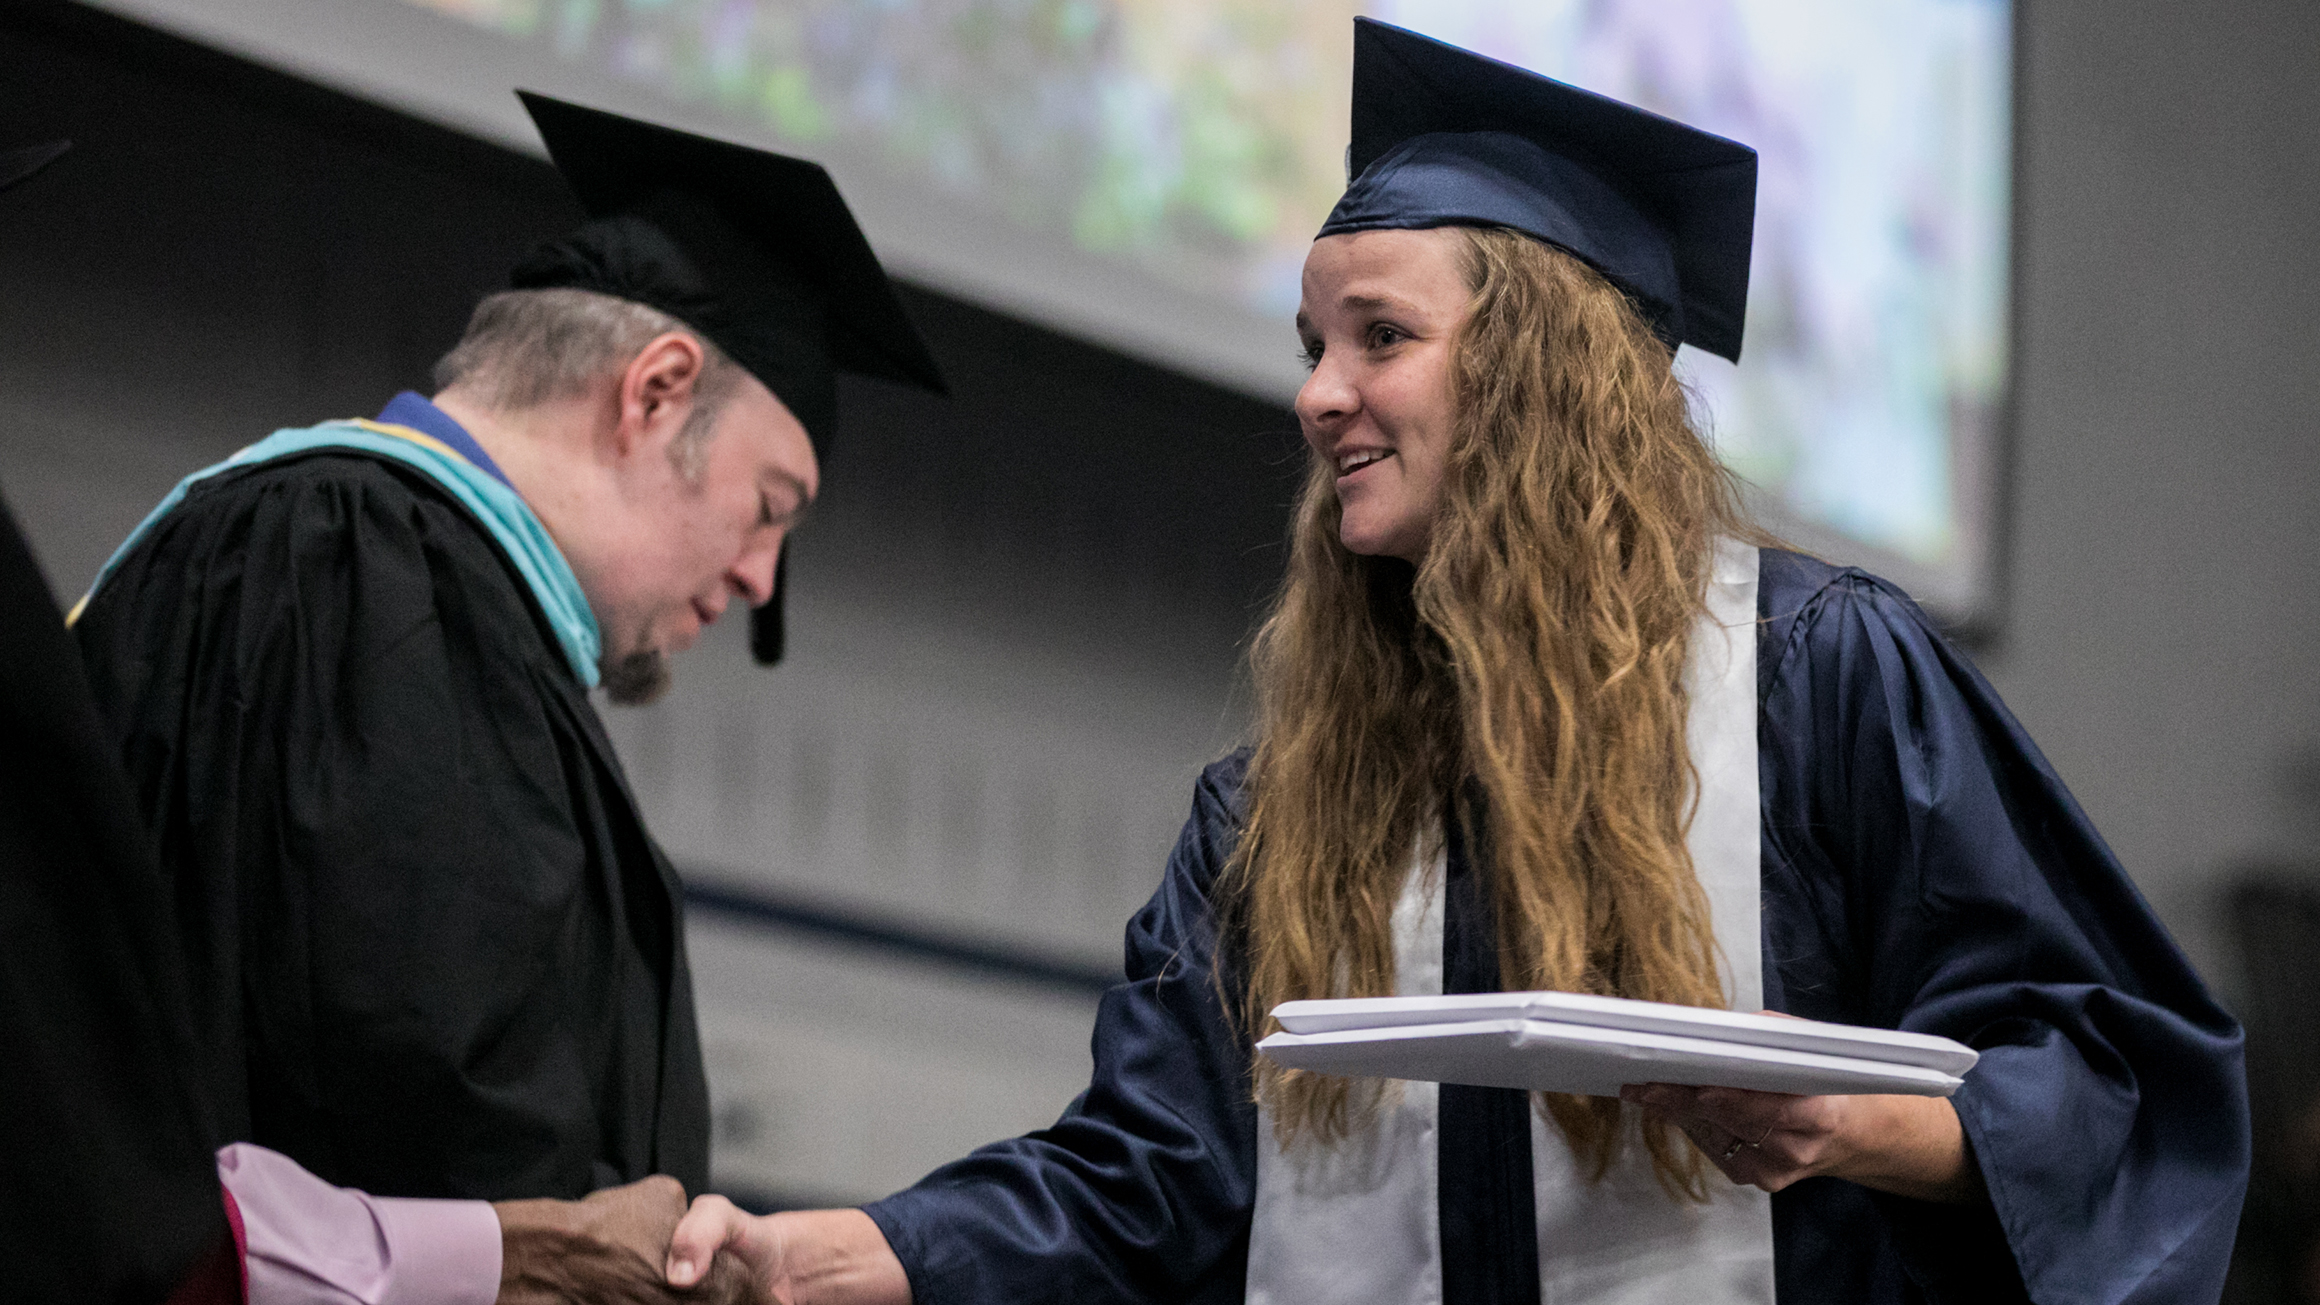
[160,1201,243,1305]
[225,1187,249,1303]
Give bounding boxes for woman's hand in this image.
[665,1198,912,1305]
[1619,1083,1986,1205]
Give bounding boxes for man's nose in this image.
[732,536,782,606]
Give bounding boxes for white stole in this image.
[1247,541,1771,1305]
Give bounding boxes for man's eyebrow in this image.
[762,469,816,522]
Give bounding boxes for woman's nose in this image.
[1295,354,1357,437]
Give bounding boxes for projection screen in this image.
[84,0,2014,620]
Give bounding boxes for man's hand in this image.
[1620,1082,1986,1204]
[665,1198,910,1305]
[495,1176,750,1304]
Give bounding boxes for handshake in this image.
[494,1180,899,1305]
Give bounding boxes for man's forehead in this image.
[721,372,820,496]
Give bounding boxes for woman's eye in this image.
[1367,323,1407,349]
[1299,342,1323,372]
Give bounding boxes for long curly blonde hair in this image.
[1220,227,1760,1196]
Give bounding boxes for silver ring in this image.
[1720,1125,1772,1162]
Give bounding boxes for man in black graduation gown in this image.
[7,442,744,1305]
[3,133,741,1304]
[69,94,946,1206]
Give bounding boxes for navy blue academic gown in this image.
[861,550,2248,1305]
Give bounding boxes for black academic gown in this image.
[73,450,711,1202]
[859,549,2249,1305]
[0,488,229,1302]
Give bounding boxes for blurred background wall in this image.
[1981,4,2320,1293]
[1,0,2315,1290]
[1990,0,2319,1008]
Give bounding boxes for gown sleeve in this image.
[76,455,608,1199]
[860,755,1262,1305]
[1755,557,2248,1304]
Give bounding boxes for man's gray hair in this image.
[433,287,744,477]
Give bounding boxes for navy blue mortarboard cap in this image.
[0,140,70,195]
[1320,20,1758,362]
[510,94,947,665]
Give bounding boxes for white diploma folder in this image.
[1256,992,1977,1098]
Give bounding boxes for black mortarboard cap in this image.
[509,93,947,665]
[1320,20,1758,362]
[0,140,70,195]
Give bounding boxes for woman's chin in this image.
[1337,523,1423,564]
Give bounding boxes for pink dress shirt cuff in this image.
[215,1143,502,1305]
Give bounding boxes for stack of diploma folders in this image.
[1258,993,1978,1097]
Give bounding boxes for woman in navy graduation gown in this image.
[669,21,2247,1305]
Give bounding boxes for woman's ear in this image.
[614,331,708,457]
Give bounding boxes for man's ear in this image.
[613,331,708,457]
